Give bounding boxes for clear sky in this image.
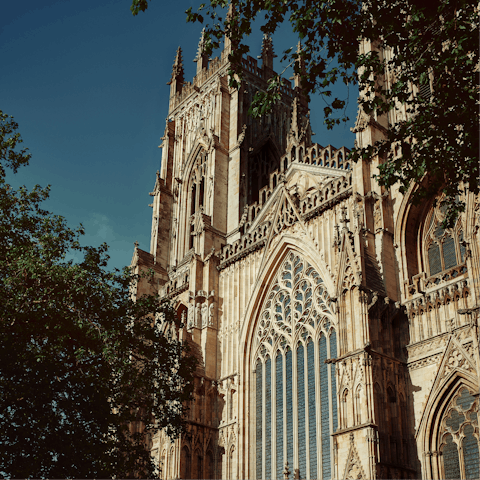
[1,0,357,271]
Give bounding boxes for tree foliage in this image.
[133,0,478,225]
[0,111,196,478]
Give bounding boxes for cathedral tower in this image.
[131,31,480,480]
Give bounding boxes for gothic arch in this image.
[394,181,432,287]
[395,184,474,295]
[179,144,210,254]
[354,383,363,425]
[180,445,192,479]
[417,374,479,479]
[420,197,466,278]
[239,239,336,388]
[183,141,211,184]
[240,243,338,480]
[240,236,335,351]
[168,445,176,479]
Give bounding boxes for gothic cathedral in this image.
[131,33,480,479]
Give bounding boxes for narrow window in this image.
[443,434,461,479]
[276,353,284,480]
[354,386,362,425]
[320,334,330,479]
[286,349,294,470]
[256,361,263,478]
[199,177,205,209]
[265,357,272,479]
[297,343,306,477]
[331,329,338,437]
[307,340,317,479]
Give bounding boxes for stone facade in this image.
[131,34,480,479]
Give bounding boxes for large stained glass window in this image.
[254,253,337,479]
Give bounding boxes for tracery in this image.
[254,253,338,480]
[423,199,466,278]
[187,149,208,250]
[438,386,479,480]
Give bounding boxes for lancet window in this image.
[423,199,466,277]
[188,149,207,250]
[254,253,338,480]
[438,386,479,479]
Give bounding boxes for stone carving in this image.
[254,252,334,356]
[236,124,247,147]
[196,303,201,328]
[444,345,474,376]
[209,302,215,327]
[201,301,208,328]
[408,353,442,370]
[273,194,299,235]
[343,439,366,480]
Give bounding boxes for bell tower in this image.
[139,31,304,478]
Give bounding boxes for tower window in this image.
[187,149,207,251]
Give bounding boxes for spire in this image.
[224,3,235,55]
[167,47,184,97]
[290,97,301,138]
[260,33,276,71]
[288,55,311,147]
[194,28,209,75]
[293,41,305,89]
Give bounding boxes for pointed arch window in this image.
[254,253,337,480]
[437,386,479,479]
[424,199,466,278]
[354,385,363,426]
[188,149,207,250]
[180,446,191,479]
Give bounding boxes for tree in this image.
[0,110,196,478]
[132,0,478,225]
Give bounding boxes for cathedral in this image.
[130,31,480,480]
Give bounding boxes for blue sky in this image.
[1,0,357,271]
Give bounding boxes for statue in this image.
[187,303,195,329]
[208,302,215,327]
[201,301,208,328]
[195,303,201,328]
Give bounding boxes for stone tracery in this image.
[254,253,335,357]
[253,252,338,480]
[438,386,479,480]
